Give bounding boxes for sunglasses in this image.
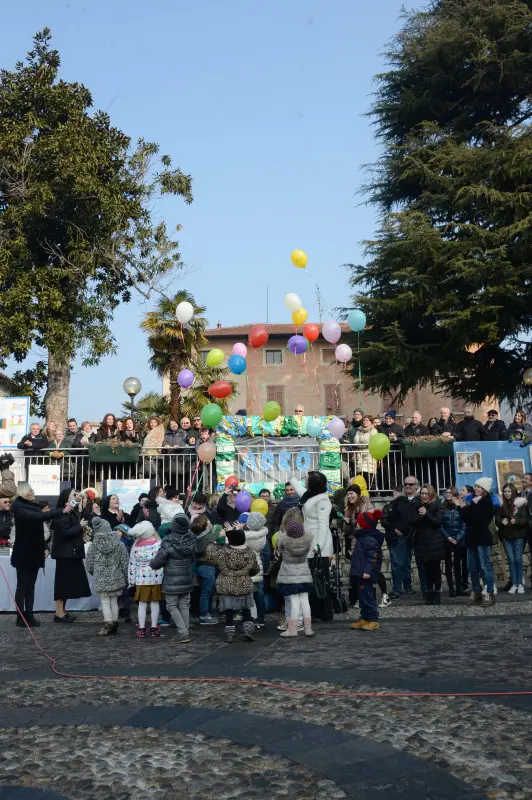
[404,482,416,487]
[295,409,304,413]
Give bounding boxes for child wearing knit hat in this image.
[350,509,384,632]
[276,519,314,638]
[85,517,129,636]
[128,522,163,638]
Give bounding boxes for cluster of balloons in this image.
[222,474,270,517]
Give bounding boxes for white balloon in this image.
[175,301,194,324]
[284,293,302,312]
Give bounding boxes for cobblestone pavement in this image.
[1,606,531,799]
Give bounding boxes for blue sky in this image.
[2,0,424,421]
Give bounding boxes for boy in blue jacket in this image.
[350,509,384,631]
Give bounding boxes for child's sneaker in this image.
[135,626,146,639]
[276,617,287,632]
[170,637,191,644]
[242,621,255,641]
[379,593,392,608]
[150,626,161,638]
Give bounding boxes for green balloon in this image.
[368,432,391,461]
[201,402,223,428]
[263,401,281,422]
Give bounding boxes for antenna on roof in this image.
[266,286,269,323]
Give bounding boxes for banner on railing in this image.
[0,396,30,449]
[28,464,61,496]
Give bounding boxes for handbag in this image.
[309,545,328,601]
[266,549,282,581]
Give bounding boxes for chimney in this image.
[217,320,222,329]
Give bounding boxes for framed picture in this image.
[495,459,526,493]
[456,451,482,473]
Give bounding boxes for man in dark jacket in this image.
[455,408,486,442]
[383,476,427,599]
[272,482,300,531]
[17,424,49,453]
[11,483,69,627]
[62,419,79,449]
[404,411,430,438]
[381,410,405,442]
[483,409,507,441]
[434,407,458,438]
[347,409,364,443]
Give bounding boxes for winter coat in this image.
[507,422,532,441]
[51,510,86,560]
[157,497,185,525]
[483,420,507,442]
[149,531,196,595]
[95,426,118,442]
[72,430,95,447]
[404,423,430,438]
[350,528,384,580]
[136,500,161,530]
[353,427,378,475]
[459,496,494,547]
[0,509,14,540]
[272,493,301,530]
[143,425,165,455]
[347,418,363,443]
[381,422,405,441]
[433,417,458,437]
[162,428,188,449]
[276,532,313,584]
[85,532,129,593]
[441,506,467,545]
[289,476,333,557]
[245,525,268,584]
[411,500,446,561]
[205,542,259,596]
[11,497,63,569]
[128,539,163,586]
[216,493,240,525]
[383,494,420,547]
[343,496,374,541]
[455,418,486,442]
[495,503,529,540]
[120,430,141,445]
[17,432,49,452]
[101,508,133,529]
[194,524,224,566]
[0,469,17,499]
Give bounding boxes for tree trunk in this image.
[170,380,180,420]
[44,349,71,426]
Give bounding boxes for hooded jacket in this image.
[205,542,260,596]
[128,538,163,586]
[411,500,446,561]
[149,530,196,594]
[459,496,494,547]
[276,531,313,584]
[289,476,333,557]
[350,527,384,580]
[156,497,185,525]
[244,521,268,584]
[85,530,129,593]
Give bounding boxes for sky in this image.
[2,0,426,421]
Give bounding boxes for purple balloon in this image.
[328,417,346,439]
[177,369,194,388]
[287,335,308,355]
[235,490,252,513]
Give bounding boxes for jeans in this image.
[197,564,216,617]
[356,577,378,622]
[502,538,525,586]
[422,559,442,592]
[253,580,265,623]
[390,537,427,594]
[467,546,494,593]
[166,593,191,638]
[15,567,40,619]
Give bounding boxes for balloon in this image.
[292,308,308,326]
[335,344,353,363]
[177,369,194,388]
[228,354,246,374]
[523,368,532,386]
[175,301,194,324]
[347,309,366,333]
[322,320,341,344]
[208,380,232,399]
[225,475,239,489]
[235,491,252,513]
[306,419,322,437]
[303,323,319,343]
[197,442,216,463]
[233,342,248,358]
[284,293,302,312]
[249,324,269,348]
[352,474,370,498]
[201,402,223,428]
[238,512,249,524]
[328,417,346,439]
[206,348,224,367]
[287,335,308,355]
[263,400,281,422]
[251,499,269,516]
[368,433,391,461]
[291,249,308,268]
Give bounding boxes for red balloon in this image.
[248,324,269,348]
[208,380,232,399]
[303,323,320,343]
[224,475,239,488]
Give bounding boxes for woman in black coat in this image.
[135,485,162,529]
[411,484,445,605]
[11,483,67,627]
[51,488,91,622]
[456,478,496,604]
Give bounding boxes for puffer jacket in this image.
[411,500,446,561]
[205,543,259,596]
[495,501,529,541]
[156,497,185,524]
[245,525,268,584]
[85,532,129,593]
[353,427,378,475]
[194,524,224,567]
[128,538,163,586]
[350,528,384,580]
[289,476,333,557]
[276,532,313,584]
[150,531,196,594]
[441,506,467,545]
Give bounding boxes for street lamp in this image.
[123,377,142,417]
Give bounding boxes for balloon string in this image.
[357,332,363,403]
[309,342,320,397]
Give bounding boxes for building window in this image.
[265,349,283,365]
[325,384,341,416]
[267,385,284,409]
[321,347,336,365]
[199,350,209,365]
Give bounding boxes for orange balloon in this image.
[303,323,319,343]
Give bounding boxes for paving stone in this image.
[0,790,68,799]
[195,710,307,745]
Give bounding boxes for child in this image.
[149,514,196,644]
[276,519,314,637]
[191,514,224,624]
[86,517,129,635]
[157,490,185,538]
[128,521,163,638]
[115,523,133,622]
[273,507,305,632]
[205,524,259,643]
[350,509,384,632]
[245,511,268,628]
[188,492,213,523]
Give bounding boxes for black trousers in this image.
[15,567,40,618]
[225,608,251,625]
[422,559,442,592]
[444,544,468,590]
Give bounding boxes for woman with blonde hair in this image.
[411,484,445,605]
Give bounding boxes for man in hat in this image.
[483,409,507,441]
[348,409,364,442]
[381,410,405,442]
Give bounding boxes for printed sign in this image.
[104,478,151,513]
[27,464,61,496]
[0,397,30,449]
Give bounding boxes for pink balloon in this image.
[322,320,341,344]
[233,342,248,358]
[198,442,216,463]
[328,417,346,439]
[335,343,352,363]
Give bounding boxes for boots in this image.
[242,620,255,641]
[98,623,115,636]
[109,621,119,635]
[424,591,433,605]
[484,592,496,606]
[279,619,298,638]
[225,625,236,643]
[350,618,367,629]
[432,592,441,605]
[303,617,314,637]
[470,590,483,606]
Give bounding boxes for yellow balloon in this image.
[291,249,308,268]
[292,307,308,326]
[251,499,269,516]
[206,348,224,367]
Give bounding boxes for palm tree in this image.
[121,391,172,425]
[141,290,208,418]
[179,359,237,419]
